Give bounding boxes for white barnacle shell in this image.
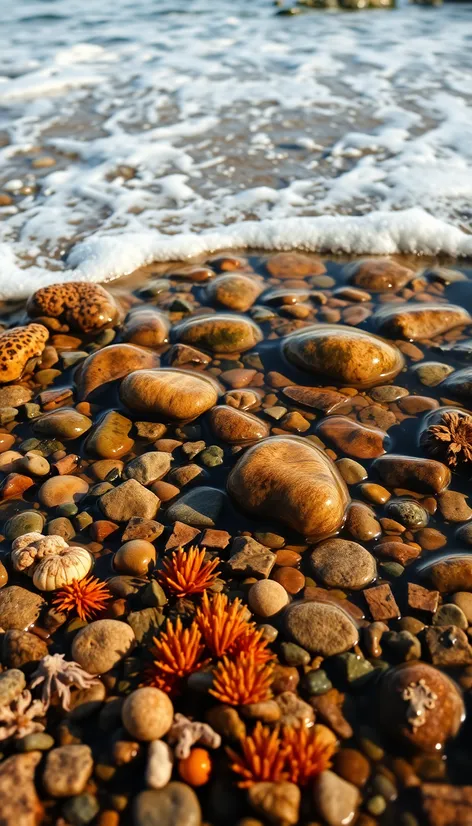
[11,533,69,576]
[32,546,93,591]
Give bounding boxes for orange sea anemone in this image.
[210,652,273,706]
[226,722,288,788]
[282,724,336,785]
[145,616,208,695]
[158,546,219,598]
[231,622,275,665]
[52,575,111,622]
[196,592,249,657]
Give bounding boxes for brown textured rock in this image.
[27,282,120,333]
[285,600,359,656]
[428,558,472,592]
[266,252,326,278]
[77,343,159,399]
[227,436,349,541]
[122,307,169,348]
[425,626,472,667]
[345,502,381,542]
[38,475,89,507]
[282,385,346,413]
[378,662,464,752]
[248,782,300,826]
[208,273,262,312]
[0,751,42,826]
[121,368,219,421]
[42,744,93,797]
[0,586,45,631]
[318,416,387,459]
[86,411,134,459]
[100,479,160,521]
[349,258,414,292]
[421,783,472,826]
[33,408,92,440]
[364,584,400,621]
[283,325,404,388]
[2,629,48,670]
[209,406,269,444]
[173,313,262,354]
[373,454,451,494]
[310,539,376,590]
[0,324,49,384]
[375,304,471,340]
[72,619,135,674]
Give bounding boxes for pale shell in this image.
[11,533,69,575]
[32,547,93,591]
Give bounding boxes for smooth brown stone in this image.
[334,748,370,787]
[208,273,262,311]
[220,368,257,389]
[275,550,302,567]
[121,368,219,421]
[438,491,472,523]
[122,307,169,348]
[283,325,404,388]
[373,455,451,494]
[28,282,120,333]
[227,436,350,541]
[375,541,420,565]
[408,583,439,614]
[348,259,414,292]
[416,528,447,551]
[398,395,439,415]
[38,475,89,507]
[209,405,269,444]
[311,538,376,590]
[173,313,262,354]
[272,567,305,595]
[375,304,471,340]
[428,558,472,592]
[33,408,92,440]
[282,385,346,413]
[77,343,159,400]
[0,751,42,826]
[266,252,326,278]
[345,502,381,542]
[360,483,391,505]
[86,411,134,459]
[318,416,387,459]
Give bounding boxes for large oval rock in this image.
[208,273,263,312]
[86,411,134,459]
[120,368,219,421]
[122,307,169,349]
[311,539,376,590]
[173,314,262,354]
[77,344,159,400]
[283,325,404,388]
[133,783,201,826]
[27,282,120,333]
[72,619,135,674]
[373,455,450,494]
[209,406,269,444]
[33,408,92,440]
[374,304,471,340]
[285,600,359,656]
[0,586,45,631]
[227,436,349,540]
[347,258,414,292]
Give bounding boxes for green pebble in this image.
[367,796,386,816]
[61,351,88,368]
[62,793,100,826]
[201,445,224,467]
[141,580,168,608]
[336,652,375,685]
[19,438,40,453]
[280,642,311,667]
[56,502,79,518]
[5,511,45,540]
[379,561,404,578]
[372,774,397,802]
[47,517,75,540]
[24,403,41,419]
[400,814,419,826]
[20,438,63,457]
[0,407,18,424]
[17,732,54,752]
[303,669,332,696]
[74,511,93,532]
[359,728,385,761]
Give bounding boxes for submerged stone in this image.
[173,313,262,354]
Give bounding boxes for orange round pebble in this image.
[178,748,212,786]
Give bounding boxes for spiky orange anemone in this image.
[158,546,219,598]
[210,652,273,706]
[196,592,248,657]
[227,722,288,788]
[283,725,336,785]
[53,575,111,622]
[231,623,275,665]
[145,617,208,695]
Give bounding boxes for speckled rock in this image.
[0,324,49,384]
[285,600,359,656]
[248,782,300,826]
[208,273,262,312]
[122,687,173,741]
[27,282,120,333]
[100,479,160,521]
[283,325,404,388]
[375,304,471,340]
[72,619,135,674]
[133,783,201,826]
[173,313,262,354]
[228,436,349,541]
[42,745,93,797]
[0,668,26,707]
[0,586,45,630]
[121,368,219,421]
[311,539,376,590]
[77,343,158,399]
[0,751,42,826]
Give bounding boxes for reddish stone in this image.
[364,584,400,621]
[199,529,231,550]
[0,473,34,499]
[272,567,305,595]
[52,454,80,475]
[375,541,420,565]
[311,689,353,739]
[275,550,302,567]
[90,520,119,542]
[282,386,346,414]
[422,783,472,826]
[165,521,200,551]
[122,517,164,542]
[408,583,439,614]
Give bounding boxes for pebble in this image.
[146,740,174,789]
[349,258,413,292]
[451,592,472,623]
[209,406,269,444]
[33,408,92,440]
[0,752,42,826]
[122,307,169,348]
[310,539,376,590]
[345,502,381,542]
[43,745,94,797]
[280,642,311,667]
[272,567,305,595]
[122,687,174,741]
[38,475,89,508]
[208,273,262,312]
[248,580,289,617]
[100,479,160,521]
[62,793,100,826]
[17,732,55,752]
[0,324,49,384]
[360,483,391,504]
[165,487,226,528]
[28,282,119,333]
[335,458,368,485]
[375,304,470,340]
[438,491,472,522]
[414,362,454,387]
[285,600,359,656]
[17,452,50,477]
[4,510,44,539]
[133,783,201,826]
[0,668,26,707]
[432,603,468,630]
[228,436,349,541]
[319,416,387,459]
[313,770,360,826]
[303,669,332,696]
[334,748,370,787]
[0,586,45,630]
[174,313,262,354]
[428,558,472,592]
[114,540,157,576]
[121,368,219,421]
[72,619,135,674]
[124,452,172,486]
[373,455,451,494]
[385,500,429,529]
[86,411,134,459]
[3,629,48,669]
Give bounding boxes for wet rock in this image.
[227,537,276,579]
[4,511,45,540]
[209,406,269,444]
[100,479,160,521]
[427,558,472,592]
[248,580,289,617]
[121,368,219,421]
[318,416,387,459]
[114,540,157,577]
[122,307,169,348]
[414,362,454,387]
[248,782,300,826]
[86,410,134,459]
[378,662,465,752]
[373,455,451,494]
[364,584,400,621]
[146,740,174,789]
[72,619,135,674]
[285,600,358,656]
[438,491,472,523]
[283,325,404,388]
[0,751,42,826]
[334,748,370,787]
[310,539,376,590]
[345,502,381,542]
[0,386,32,407]
[208,273,262,312]
[173,313,262,354]
[62,792,100,825]
[313,770,360,826]
[77,343,158,400]
[440,367,472,402]
[124,452,171,486]
[227,436,349,541]
[266,252,326,278]
[385,500,429,529]
[43,744,93,797]
[122,517,164,542]
[2,629,48,670]
[133,783,201,826]
[348,259,414,292]
[375,304,471,340]
[336,458,368,485]
[38,475,89,507]
[33,408,92,440]
[28,282,119,333]
[425,625,472,667]
[0,586,45,630]
[122,687,173,741]
[165,487,226,528]
[0,324,49,384]
[433,603,468,630]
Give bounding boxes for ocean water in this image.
[0,0,471,298]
